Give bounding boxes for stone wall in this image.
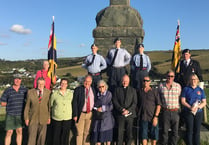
[93,0,144,56]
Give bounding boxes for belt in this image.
[88,72,100,76]
[82,111,92,114]
[135,67,147,70]
[112,66,125,69]
[164,108,179,112]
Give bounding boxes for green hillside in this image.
[0,49,208,82]
[56,49,209,80]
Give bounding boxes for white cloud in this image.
[79,43,85,47]
[10,24,32,34]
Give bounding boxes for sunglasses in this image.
[143,79,150,82]
[167,75,174,78]
[99,86,105,88]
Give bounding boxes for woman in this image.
[50,78,73,145]
[91,80,115,145]
[181,74,206,145]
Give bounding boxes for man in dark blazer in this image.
[178,49,203,88]
[24,77,51,145]
[113,74,137,145]
[72,75,96,145]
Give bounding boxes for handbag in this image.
[93,110,104,120]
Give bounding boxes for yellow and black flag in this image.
[47,16,57,85]
[171,20,181,73]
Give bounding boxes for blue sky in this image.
[0,0,209,60]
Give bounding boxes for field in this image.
[55,49,209,80]
[0,49,209,144]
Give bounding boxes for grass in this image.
[55,49,209,80]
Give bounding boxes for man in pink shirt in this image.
[34,60,51,90]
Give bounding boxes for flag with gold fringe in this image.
[47,16,57,85]
[171,20,181,73]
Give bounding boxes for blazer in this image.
[72,85,96,122]
[179,59,203,88]
[24,88,51,125]
[113,86,137,118]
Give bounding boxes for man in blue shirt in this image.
[1,75,27,145]
[131,44,151,89]
[106,38,131,92]
[82,44,107,91]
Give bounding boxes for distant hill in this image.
[0,49,208,81]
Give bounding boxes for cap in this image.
[13,74,22,79]
[114,37,121,43]
[91,43,96,48]
[137,43,144,48]
[182,49,190,54]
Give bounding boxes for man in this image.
[137,76,161,145]
[113,75,137,145]
[159,70,181,145]
[106,38,131,92]
[24,77,51,145]
[72,75,96,145]
[178,49,203,88]
[131,43,151,89]
[1,75,27,145]
[82,44,107,91]
[34,60,51,90]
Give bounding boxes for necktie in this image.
[110,49,119,67]
[87,55,95,67]
[86,88,91,113]
[184,60,188,67]
[38,90,42,103]
[140,54,143,70]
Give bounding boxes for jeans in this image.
[184,111,203,145]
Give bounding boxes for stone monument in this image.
[93,0,144,56]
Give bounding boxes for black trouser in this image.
[132,69,148,89]
[108,67,126,93]
[161,110,179,145]
[184,111,203,145]
[91,74,102,92]
[116,116,134,145]
[51,119,72,145]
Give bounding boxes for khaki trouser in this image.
[75,112,92,145]
[27,124,47,145]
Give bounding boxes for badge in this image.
[197,91,201,95]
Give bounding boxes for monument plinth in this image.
[93,0,144,55]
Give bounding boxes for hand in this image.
[122,109,129,115]
[97,107,102,112]
[47,119,51,124]
[25,120,29,126]
[73,116,77,122]
[152,117,158,127]
[191,106,198,113]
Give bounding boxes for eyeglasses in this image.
[167,75,174,78]
[99,86,105,88]
[143,80,150,82]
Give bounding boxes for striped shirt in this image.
[159,82,181,109]
[1,86,27,116]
